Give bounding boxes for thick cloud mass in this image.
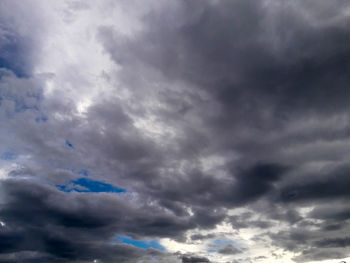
[1,0,350,262]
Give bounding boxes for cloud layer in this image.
[1,0,350,262]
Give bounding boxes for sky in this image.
[1,0,350,262]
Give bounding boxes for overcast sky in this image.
[1,1,350,262]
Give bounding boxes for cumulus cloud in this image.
[1,0,350,262]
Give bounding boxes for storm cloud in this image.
[1,0,350,262]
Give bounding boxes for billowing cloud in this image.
[1,0,350,262]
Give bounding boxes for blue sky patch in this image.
[65,140,74,148]
[115,235,165,251]
[56,177,126,193]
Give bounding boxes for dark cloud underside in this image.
[1,0,350,262]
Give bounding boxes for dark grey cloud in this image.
[0,178,198,238]
[2,0,350,262]
[100,0,350,122]
[190,234,216,241]
[182,255,211,263]
[0,1,46,77]
[229,214,275,230]
[0,178,195,262]
[314,237,350,248]
[294,247,348,263]
[217,244,242,255]
[276,164,350,204]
